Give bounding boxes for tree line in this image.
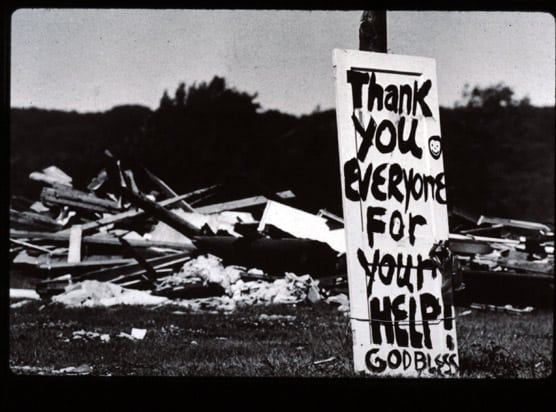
[10,77,554,224]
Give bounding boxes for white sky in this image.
[10,9,555,114]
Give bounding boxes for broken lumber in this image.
[120,187,201,239]
[9,238,55,254]
[117,236,158,281]
[10,229,195,250]
[55,192,197,235]
[38,258,136,270]
[87,169,108,192]
[123,169,140,193]
[477,215,553,234]
[144,168,195,213]
[10,209,63,231]
[67,225,83,263]
[41,186,122,213]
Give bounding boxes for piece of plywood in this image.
[333,49,458,377]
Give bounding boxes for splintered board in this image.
[333,49,459,377]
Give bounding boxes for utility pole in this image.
[359,11,387,52]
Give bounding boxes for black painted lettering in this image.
[397,117,423,158]
[420,293,442,350]
[343,158,360,201]
[378,253,396,285]
[367,72,384,112]
[346,70,369,109]
[396,253,413,293]
[365,348,387,373]
[366,206,386,248]
[375,119,396,154]
[370,296,395,345]
[388,163,404,203]
[351,113,377,162]
[435,172,447,204]
[414,351,427,372]
[358,248,380,296]
[409,296,423,348]
[389,209,405,241]
[411,172,423,200]
[391,294,409,347]
[402,350,412,370]
[399,84,412,115]
[412,79,433,117]
[371,162,388,201]
[424,174,436,202]
[408,213,427,246]
[387,349,402,369]
[384,85,398,113]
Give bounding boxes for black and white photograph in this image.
[7,8,554,379]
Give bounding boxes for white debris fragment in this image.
[258,314,296,322]
[156,254,244,293]
[258,200,346,253]
[10,288,41,300]
[325,293,350,312]
[10,300,33,309]
[52,280,168,308]
[131,328,147,340]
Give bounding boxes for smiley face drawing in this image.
[428,136,442,160]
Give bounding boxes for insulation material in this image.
[228,273,321,306]
[258,200,345,254]
[155,254,243,293]
[158,254,322,312]
[10,288,41,300]
[52,280,168,307]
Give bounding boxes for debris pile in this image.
[448,208,554,307]
[10,156,344,311]
[9,156,554,311]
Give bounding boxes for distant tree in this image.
[143,76,261,192]
[459,82,531,109]
[159,90,173,109]
[175,82,186,107]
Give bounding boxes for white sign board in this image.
[332,49,459,377]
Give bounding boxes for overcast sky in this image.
[10,9,555,115]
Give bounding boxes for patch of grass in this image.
[9,301,552,378]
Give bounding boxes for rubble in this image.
[51,280,169,307]
[9,157,554,312]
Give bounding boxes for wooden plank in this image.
[55,192,197,235]
[38,258,136,270]
[120,187,201,239]
[144,168,195,212]
[9,238,54,254]
[10,229,195,250]
[477,215,552,233]
[67,225,82,263]
[41,187,120,213]
[50,184,122,209]
[117,236,157,280]
[196,195,268,214]
[10,209,62,230]
[123,170,140,193]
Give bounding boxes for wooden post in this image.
[68,225,82,263]
[359,10,387,52]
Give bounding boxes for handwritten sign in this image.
[332,49,459,377]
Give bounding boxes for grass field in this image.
[9,300,553,378]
